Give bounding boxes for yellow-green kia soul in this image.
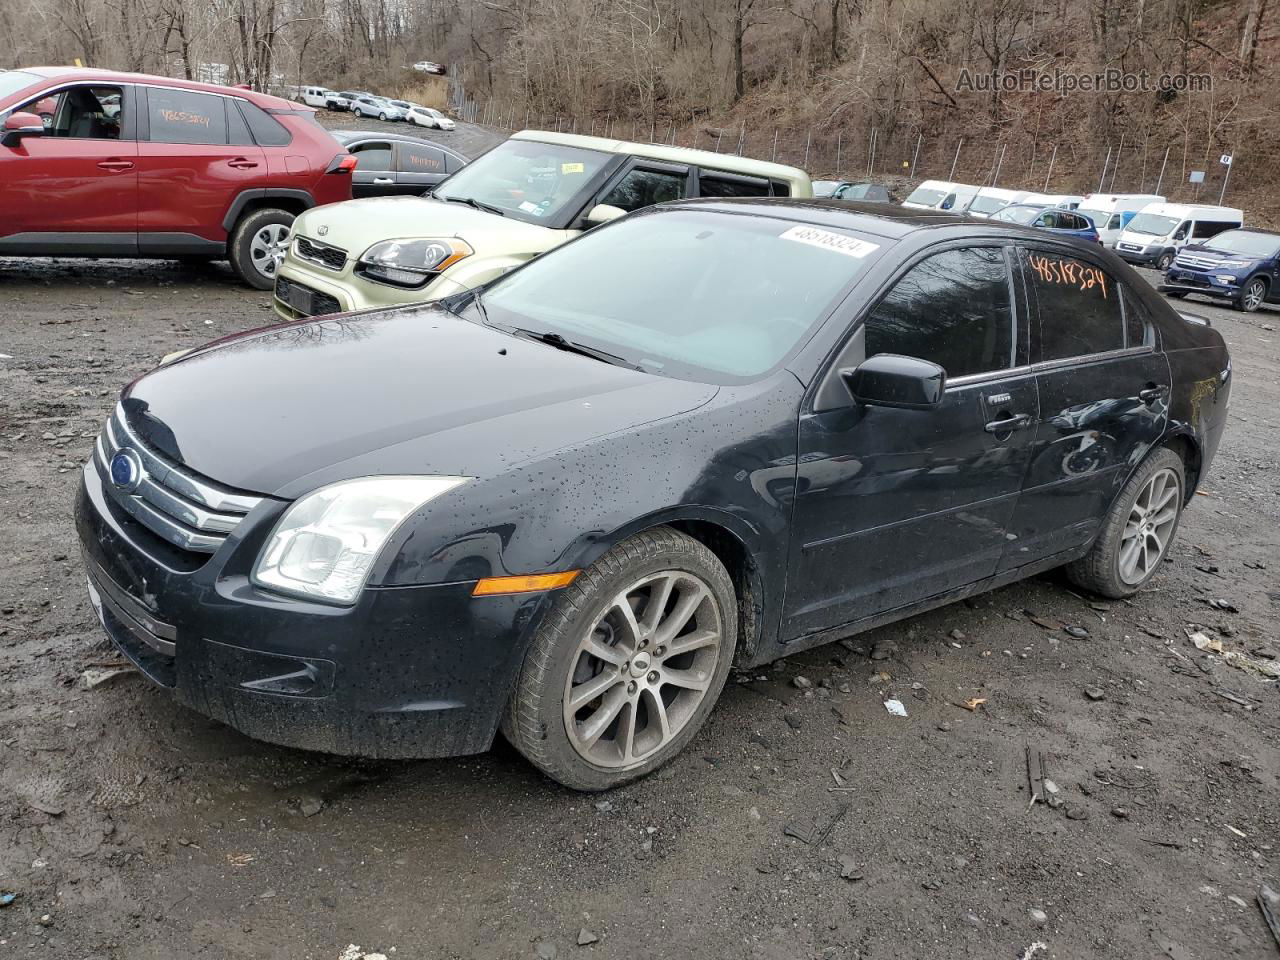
[273,129,812,319]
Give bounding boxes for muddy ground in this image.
[1,136,1278,959]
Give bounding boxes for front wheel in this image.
[228,207,294,290]
[502,528,738,791]
[1065,448,1184,598]
[1156,252,1174,270]
[1237,277,1267,313]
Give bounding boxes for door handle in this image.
[984,412,1032,433]
[373,176,394,184]
[1138,384,1168,404]
[97,159,134,171]
[228,157,259,169]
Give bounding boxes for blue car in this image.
[1158,228,1280,313]
[989,204,1101,243]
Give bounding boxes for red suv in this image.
[0,67,354,288]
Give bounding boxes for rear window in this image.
[1025,249,1124,360]
[396,141,448,174]
[147,88,227,145]
[238,100,291,146]
[698,173,771,198]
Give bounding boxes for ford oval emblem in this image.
[109,448,143,492]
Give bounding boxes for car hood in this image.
[292,196,567,259]
[1176,244,1250,262]
[122,306,718,498]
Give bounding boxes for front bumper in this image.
[1158,266,1243,301]
[76,461,539,759]
[272,250,454,319]
[1115,243,1163,265]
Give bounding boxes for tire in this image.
[502,527,738,791]
[1236,276,1267,313]
[1065,447,1185,599]
[1156,252,1174,270]
[378,112,387,121]
[228,207,294,290]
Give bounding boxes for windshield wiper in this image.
[511,328,642,370]
[438,194,506,217]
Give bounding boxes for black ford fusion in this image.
[77,199,1231,791]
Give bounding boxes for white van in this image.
[301,86,332,108]
[1075,194,1165,248]
[901,180,981,212]
[966,187,1024,218]
[1115,202,1245,269]
[1017,192,1084,210]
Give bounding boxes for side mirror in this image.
[842,354,945,410]
[584,203,626,226]
[2,112,44,147]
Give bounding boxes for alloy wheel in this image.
[1242,279,1265,312]
[250,223,290,280]
[1118,467,1180,585]
[563,571,723,768]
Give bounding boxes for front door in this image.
[782,244,1038,641]
[1001,245,1170,569]
[0,82,138,249]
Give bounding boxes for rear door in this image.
[783,243,1038,639]
[1000,244,1170,570]
[394,139,452,194]
[0,82,139,250]
[135,86,269,250]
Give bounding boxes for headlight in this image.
[252,475,467,605]
[357,238,473,288]
[1214,259,1252,269]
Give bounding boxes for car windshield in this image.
[0,70,39,106]
[1076,208,1110,227]
[812,182,841,197]
[969,195,1011,214]
[990,204,1042,225]
[1126,213,1179,237]
[434,139,614,224]
[1201,230,1279,257]
[472,209,882,382]
[905,187,946,206]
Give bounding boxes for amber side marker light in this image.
[472,571,580,596]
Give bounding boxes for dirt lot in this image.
[1,179,1278,960]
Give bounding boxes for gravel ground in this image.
[1,177,1278,960]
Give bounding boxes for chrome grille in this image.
[294,235,348,271]
[95,405,262,554]
[1175,255,1220,270]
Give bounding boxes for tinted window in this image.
[227,100,253,145]
[350,142,393,170]
[863,247,1014,378]
[395,141,447,174]
[600,167,686,212]
[444,152,467,174]
[147,88,226,145]
[1122,286,1154,348]
[698,173,770,198]
[1191,219,1238,238]
[238,100,290,146]
[1025,249,1123,360]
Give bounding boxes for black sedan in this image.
[76,200,1230,790]
[331,130,468,198]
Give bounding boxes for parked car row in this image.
[299,85,456,130]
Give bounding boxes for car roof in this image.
[509,129,810,186]
[331,129,467,156]
[657,198,998,239]
[19,66,300,110]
